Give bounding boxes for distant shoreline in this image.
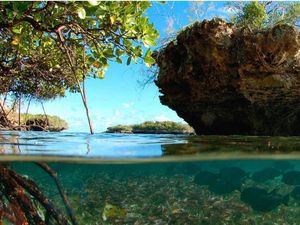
[0,113,68,132]
[106,130,194,135]
[105,121,195,135]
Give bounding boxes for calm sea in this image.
[1,131,300,224]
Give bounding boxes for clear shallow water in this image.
[1,131,300,224]
[1,131,300,161]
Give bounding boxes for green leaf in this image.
[12,26,23,34]
[116,49,124,57]
[13,2,30,13]
[88,0,99,6]
[144,49,151,58]
[142,38,156,48]
[144,57,155,67]
[98,70,105,79]
[123,39,131,48]
[99,57,108,65]
[126,56,131,65]
[77,7,86,19]
[103,48,115,58]
[116,57,122,64]
[133,46,142,57]
[144,49,155,67]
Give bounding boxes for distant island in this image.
[106,121,195,134]
[22,114,68,132]
[0,110,68,132]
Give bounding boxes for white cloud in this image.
[113,110,122,116]
[154,114,170,122]
[122,101,134,109]
[221,6,237,15]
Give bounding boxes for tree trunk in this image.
[25,97,31,115]
[58,37,94,135]
[75,78,94,134]
[36,163,78,225]
[0,100,11,128]
[41,102,49,129]
[18,97,21,128]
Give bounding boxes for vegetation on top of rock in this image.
[21,114,68,132]
[106,125,133,134]
[232,1,299,29]
[106,121,194,134]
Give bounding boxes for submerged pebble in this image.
[241,187,289,212]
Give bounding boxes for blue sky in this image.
[27,1,231,132]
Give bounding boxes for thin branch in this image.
[36,163,78,225]
[41,102,49,127]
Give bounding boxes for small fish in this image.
[251,168,281,182]
[241,187,289,212]
[282,171,300,185]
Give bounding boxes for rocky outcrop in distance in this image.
[155,18,300,135]
[106,121,195,135]
[0,111,68,132]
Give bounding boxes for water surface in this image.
[1,131,300,224]
[1,131,300,161]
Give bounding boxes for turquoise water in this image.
[1,131,300,224]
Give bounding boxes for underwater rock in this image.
[208,167,246,194]
[291,186,300,201]
[155,18,300,135]
[241,187,289,212]
[209,178,243,194]
[194,171,218,186]
[251,168,281,182]
[282,171,300,185]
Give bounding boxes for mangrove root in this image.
[0,163,70,225]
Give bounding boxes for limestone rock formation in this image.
[155,18,300,135]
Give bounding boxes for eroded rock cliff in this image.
[155,18,300,135]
